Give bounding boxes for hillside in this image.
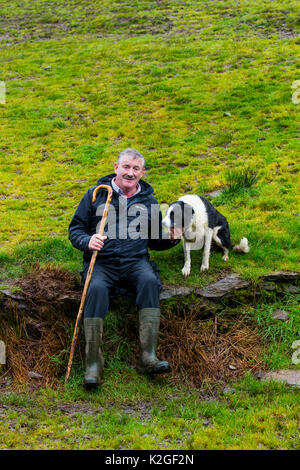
[0,0,299,285]
[0,0,300,451]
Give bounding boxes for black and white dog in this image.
[162,195,249,277]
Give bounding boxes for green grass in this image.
[0,370,299,450]
[0,0,299,450]
[0,0,299,281]
[250,293,300,369]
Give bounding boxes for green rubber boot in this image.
[137,308,170,375]
[83,317,104,390]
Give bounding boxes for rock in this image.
[254,369,264,380]
[261,272,300,282]
[204,190,223,198]
[160,285,194,301]
[196,274,250,299]
[28,371,44,379]
[272,309,289,322]
[223,112,232,117]
[260,370,300,388]
[0,378,9,389]
[261,283,276,291]
[286,285,299,294]
[223,386,236,394]
[43,66,51,70]
[203,419,213,427]
[0,289,25,301]
[184,184,193,193]
[292,341,300,365]
[228,365,237,370]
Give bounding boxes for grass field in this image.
[0,0,299,282]
[0,371,299,450]
[0,0,299,450]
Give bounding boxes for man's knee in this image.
[137,271,159,291]
[87,279,110,300]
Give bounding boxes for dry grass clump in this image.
[159,309,264,388]
[1,317,76,387]
[16,264,81,304]
[0,266,83,387]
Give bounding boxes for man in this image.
[69,148,182,389]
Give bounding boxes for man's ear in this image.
[114,162,118,173]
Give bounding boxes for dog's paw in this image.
[182,266,190,277]
[222,254,229,261]
[200,264,209,272]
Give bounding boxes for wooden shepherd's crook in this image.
[65,184,113,384]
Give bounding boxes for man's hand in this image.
[88,234,107,251]
[169,227,184,240]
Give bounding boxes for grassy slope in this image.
[0,0,299,283]
[0,0,299,450]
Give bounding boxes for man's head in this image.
[114,148,145,195]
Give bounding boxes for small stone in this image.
[203,419,213,427]
[272,309,289,322]
[204,189,223,198]
[228,365,237,370]
[261,283,276,291]
[223,112,232,117]
[254,369,264,380]
[184,184,193,193]
[43,66,51,70]
[28,371,44,379]
[286,285,299,294]
[223,386,236,394]
[256,137,266,141]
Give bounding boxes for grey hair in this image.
[117,148,145,168]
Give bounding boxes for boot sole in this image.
[83,379,100,390]
[137,363,171,375]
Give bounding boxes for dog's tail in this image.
[233,237,250,253]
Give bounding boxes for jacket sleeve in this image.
[148,198,180,251]
[69,189,93,252]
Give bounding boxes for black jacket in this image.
[69,174,179,262]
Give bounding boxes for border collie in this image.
[162,195,249,277]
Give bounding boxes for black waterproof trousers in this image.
[82,257,161,319]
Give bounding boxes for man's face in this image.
[114,156,145,193]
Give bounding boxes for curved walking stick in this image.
[65,184,113,384]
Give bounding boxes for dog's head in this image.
[162,201,194,230]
